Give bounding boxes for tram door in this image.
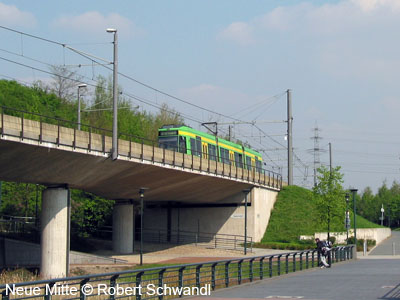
[202,142,208,159]
[229,151,235,166]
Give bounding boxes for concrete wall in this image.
[311,228,392,244]
[143,186,278,243]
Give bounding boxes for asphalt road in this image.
[369,231,400,255]
[190,258,400,300]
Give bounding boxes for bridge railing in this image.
[0,246,355,300]
[0,106,282,189]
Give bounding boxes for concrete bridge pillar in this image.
[112,201,134,254]
[40,186,70,279]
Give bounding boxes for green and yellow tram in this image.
[158,125,263,171]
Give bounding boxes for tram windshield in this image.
[158,136,178,150]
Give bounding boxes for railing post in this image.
[141,140,144,161]
[88,127,92,152]
[173,148,176,166]
[57,120,60,146]
[191,153,194,170]
[73,127,76,149]
[259,257,264,279]
[292,253,296,272]
[215,237,217,249]
[163,147,165,165]
[306,251,309,269]
[152,142,155,163]
[249,258,254,282]
[238,259,243,284]
[129,136,132,159]
[0,107,3,136]
[39,117,43,143]
[211,263,217,290]
[196,265,202,288]
[225,262,230,287]
[300,252,303,270]
[277,255,281,275]
[79,278,89,300]
[20,112,24,140]
[44,282,54,300]
[109,274,119,300]
[269,256,273,277]
[102,133,105,153]
[312,250,316,267]
[158,269,166,300]
[182,152,185,168]
[1,288,9,300]
[178,267,185,298]
[285,254,289,274]
[136,272,144,300]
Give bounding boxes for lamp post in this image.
[106,28,118,160]
[350,189,358,246]
[345,192,350,243]
[139,188,148,265]
[242,189,251,255]
[380,204,385,226]
[77,84,87,130]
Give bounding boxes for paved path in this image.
[190,259,400,300]
[369,231,400,255]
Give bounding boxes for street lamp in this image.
[77,84,87,130]
[345,192,350,243]
[242,189,251,255]
[139,187,148,265]
[350,188,358,246]
[106,28,118,160]
[380,204,385,226]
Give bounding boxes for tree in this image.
[49,65,83,102]
[313,166,346,241]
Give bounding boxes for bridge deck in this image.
[0,111,282,202]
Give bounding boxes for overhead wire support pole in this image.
[287,89,293,185]
[107,28,118,160]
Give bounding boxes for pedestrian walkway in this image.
[369,231,400,256]
[190,259,400,300]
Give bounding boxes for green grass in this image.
[261,185,384,245]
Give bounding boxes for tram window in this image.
[208,144,216,161]
[256,158,262,172]
[235,153,243,168]
[190,138,196,155]
[196,136,202,157]
[246,156,252,171]
[179,136,187,153]
[220,148,230,164]
[159,136,178,150]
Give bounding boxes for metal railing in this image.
[0,246,354,300]
[137,228,253,252]
[94,227,252,252]
[0,106,283,189]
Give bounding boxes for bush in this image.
[328,236,336,245]
[346,237,376,251]
[253,242,315,251]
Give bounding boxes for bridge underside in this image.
[0,139,253,203]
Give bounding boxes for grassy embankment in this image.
[255,185,383,250]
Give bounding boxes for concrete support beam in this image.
[41,186,70,279]
[113,201,134,254]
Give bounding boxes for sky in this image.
[1,0,400,194]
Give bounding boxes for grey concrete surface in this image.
[369,231,400,256]
[0,114,280,203]
[200,259,400,300]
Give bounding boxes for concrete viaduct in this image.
[0,110,283,278]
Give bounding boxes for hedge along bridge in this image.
[0,106,283,279]
[0,246,355,300]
